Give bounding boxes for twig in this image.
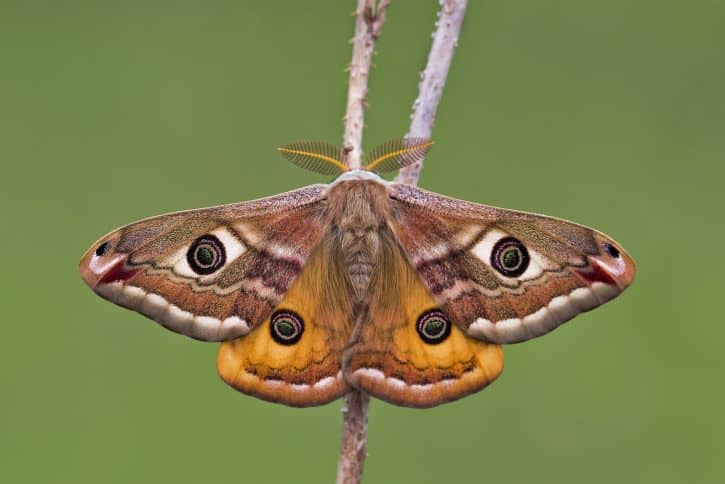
[342,0,391,169]
[395,0,469,186]
[336,1,467,483]
[335,384,371,484]
[336,1,390,483]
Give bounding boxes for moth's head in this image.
[79,230,132,290]
[277,138,433,178]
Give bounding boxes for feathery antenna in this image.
[279,138,434,175]
[278,141,348,175]
[364,138,434,173]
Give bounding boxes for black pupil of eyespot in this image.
[501,248,521,269]
[425,318,445,336]
[276,320,296,338]
[95,241,110,256]
[195,245,215,266]
[604,242,620,258]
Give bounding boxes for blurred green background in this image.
[2,1,723,483]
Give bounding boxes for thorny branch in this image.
[396,0,469,186]
[342,0,391,170]
[336,1,468,483]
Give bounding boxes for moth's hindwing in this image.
[79,185,329,341]
[343,229,504,408]
[388,184,636,344]
[217,232,354,406]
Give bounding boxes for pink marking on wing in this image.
[99,257,140,284]
[576,262,617,286]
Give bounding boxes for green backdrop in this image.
[2,1,723,483]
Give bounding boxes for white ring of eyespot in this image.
[471,229,558,283]
[163,227,248,281]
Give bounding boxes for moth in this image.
[79,139,635,408]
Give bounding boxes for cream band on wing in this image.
[348,366,487,397]
[220,366,345,407]
[96,281,250,341]
[467,281,619,343]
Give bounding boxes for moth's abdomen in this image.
[341,230,379,300]
[333,180,389,301]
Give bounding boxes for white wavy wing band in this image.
[468,281,620,344]
[96,281,250,341]
[350,367,483,394]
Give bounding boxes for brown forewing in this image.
[83,185,330,337]
[386,183,636,343]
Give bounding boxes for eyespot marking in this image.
[270,310,304,345]
[491,237,530,277]
[416,309,451,344]
[187,234,226,275]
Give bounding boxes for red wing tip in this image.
[79,250,137,289]
[579,248,636,290]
